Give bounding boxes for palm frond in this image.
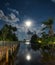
[41,26,47,30]
[42,19,53,25]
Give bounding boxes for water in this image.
[1,42,55,65]
[14,42,43,65]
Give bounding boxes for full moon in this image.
[25,20,32,27]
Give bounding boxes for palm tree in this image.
[42,19,54,53]
[42,19,54,37]
[41,32,47,38]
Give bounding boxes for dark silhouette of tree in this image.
[27,29,33,40]
[41,32,48,38]
[42,19,54,37]
[0,24,18,41]
[30,33,40,51]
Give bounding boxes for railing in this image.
[0,41,19,46]
[0,41,19,63]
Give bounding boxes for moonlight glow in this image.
[26,54,31,61]
[25,20,32,27]
[25,42,30,45]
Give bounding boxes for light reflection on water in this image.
[0,42,55,65]
[14,42,43,65]
[14,42,55,65]
[25,42,30,45]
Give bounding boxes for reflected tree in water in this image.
[30,33,41,51]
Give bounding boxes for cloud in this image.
[0,9,43,34]
[0,10,19,23]
[0,10,5,18]
[12,23,43,35]
[7,8,19,15]
[41,24,46,28]
[51,0,55,3]
[8,13,19,22]
[0,9,41,34]
[0,9,44,40]
[0,9,22,33]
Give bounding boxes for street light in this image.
[38,40,42,43]
[53,42,55,44]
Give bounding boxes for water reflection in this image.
[14,42,55,65]
[1,42,55,65]
[26,54,31,61]
[14,42,43,65]
[25,42,30,45]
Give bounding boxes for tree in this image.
[41,19,55,51]
[42,19,54,37]
[30,33,40,51]
[27,29,33,40]
[41,32,48,38]
[0,24,18,41]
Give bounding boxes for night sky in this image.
[0,0,55,40]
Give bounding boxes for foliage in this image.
[42,19,54,37]
[0,24,18,41]
[30,34,41,51]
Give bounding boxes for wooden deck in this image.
[0,41,19,63]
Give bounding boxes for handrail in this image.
[0,41,19,46]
